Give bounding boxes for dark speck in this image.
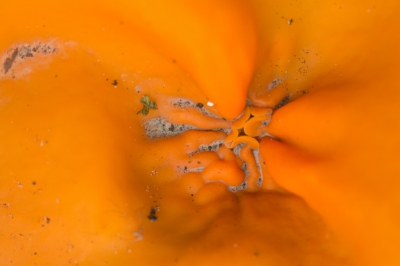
[274,95,290,110]
[148,207,157,222]
[112,80,118,86]
[4,48,18,74]
[196,103,203,108]
[32,181,36,185]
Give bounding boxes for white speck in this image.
[151,170,158,176]
[133,228,143,241]
[17,182,23,188]
[55,198,60,203]
[367,9,371,12]
[39,140,47,147]
[207,101,214,107]
[233,243,238,248]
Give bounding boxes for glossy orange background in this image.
[1,0,400,265]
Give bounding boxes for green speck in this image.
[137,95,157,116]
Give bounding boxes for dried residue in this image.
[0,39,67,80]
[171,98,221,119]
[145,117,197,139]
[266,78,284,91]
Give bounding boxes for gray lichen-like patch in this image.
[233,143,245,157]
[145,117,197,139]
[145,118,229,140]
[2,43,57,74]
[274,94,291,110]
[253,149,263,186]
[189,140,224,157]
[1,40,62,79]
[171,98,221,119]
[227,145,263,192]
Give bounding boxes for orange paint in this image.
[1,0,400,265]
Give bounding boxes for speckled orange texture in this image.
[1,0,400,265]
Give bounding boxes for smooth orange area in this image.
[249,106,272,117]
[1,0,400,265]
[201,160,245,186]
[256,0,400,265]
[244,116,270,137]
[224,129,239,148]
[231,136,260,150]
[232,106,251,129]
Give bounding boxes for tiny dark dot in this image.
[148,207,157,222]
[32,181,36,185]
[112,80,118,86]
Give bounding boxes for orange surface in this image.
[1,0,400,265]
